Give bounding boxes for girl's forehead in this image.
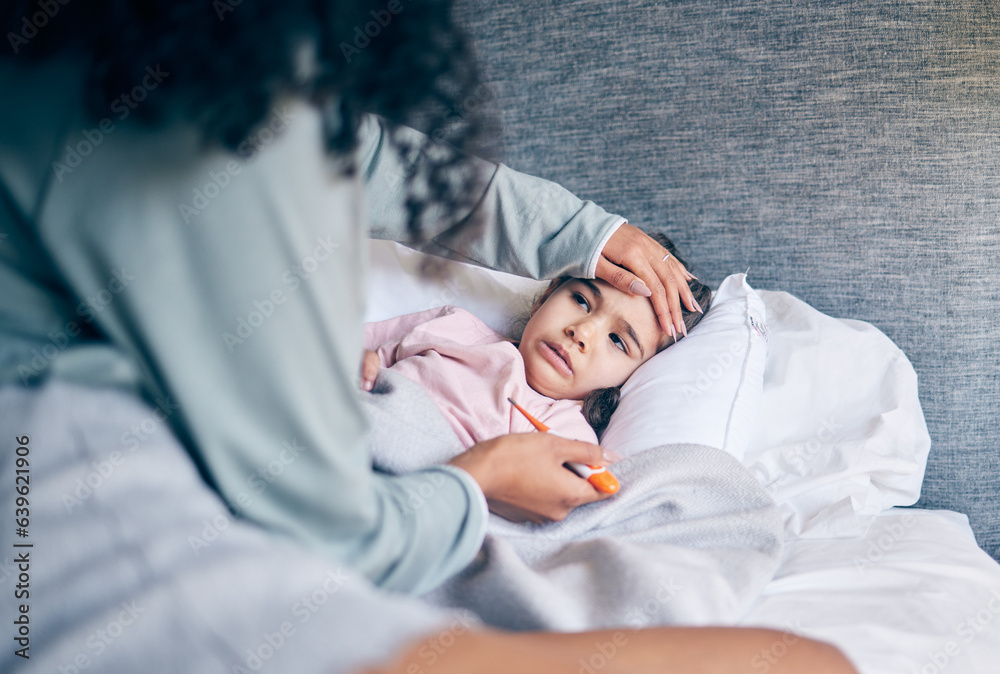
[566,277,642,306]
[565,278,667,346]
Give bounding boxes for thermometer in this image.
[507,397,620,494]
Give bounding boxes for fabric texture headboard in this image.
[451,0,1000,560]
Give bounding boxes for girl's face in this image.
[518,278,668,400]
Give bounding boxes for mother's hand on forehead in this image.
[596,223,700,341]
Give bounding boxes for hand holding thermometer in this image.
[507,397,620,494]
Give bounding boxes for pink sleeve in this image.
[363,306,453,367]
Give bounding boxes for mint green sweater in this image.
[0,57,624,594]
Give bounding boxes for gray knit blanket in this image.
[363,369,783,631]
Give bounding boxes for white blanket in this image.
[363,369,784,630]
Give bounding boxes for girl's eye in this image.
[572,292,590,311]
[610,334,628,353]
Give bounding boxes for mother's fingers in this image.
[596,224,700,340]
[663,251,699,282]
[449,434,612,524]
[596,255,675,342]
[653,254,705,336]
[649,246,701,316]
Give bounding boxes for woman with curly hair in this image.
[0,2,855,672]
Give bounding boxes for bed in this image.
[364,232,1000,672]
[406,0,1000,670]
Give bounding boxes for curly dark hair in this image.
[522,232,713,433]
[1,0,491,247]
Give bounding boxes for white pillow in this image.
[364,239,546,334]
[599,273,769,462]
[744,290,931,539]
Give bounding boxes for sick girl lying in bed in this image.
[360,235,712,452]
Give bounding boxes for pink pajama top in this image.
[364,306,599,448]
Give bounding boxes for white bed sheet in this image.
[738,508,1000,674]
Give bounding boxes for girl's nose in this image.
[566,321,596,350]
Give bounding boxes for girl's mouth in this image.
[540,341,574,376]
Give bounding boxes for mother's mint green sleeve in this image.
[358,115,626,280]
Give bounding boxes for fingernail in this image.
[668,323,677,342]
[362,379,373,391]
[680,321,688,338]
[629,280,652,297]
[692,297,704,314]
[603,448,623,463]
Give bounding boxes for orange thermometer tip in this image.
[567,462,621,494]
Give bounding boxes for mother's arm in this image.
[357,625,859,674]
[359,115,699,338]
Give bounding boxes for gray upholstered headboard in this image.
[453,0,1000,561]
